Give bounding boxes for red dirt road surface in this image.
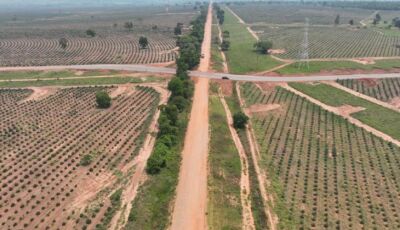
[170,2,212,230]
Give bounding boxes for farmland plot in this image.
[0,6,197,66]
[0,86,160,229]
[254,26,400,59]
[337,78,400,105]
[241,82,400,229]
[229,3,373,25]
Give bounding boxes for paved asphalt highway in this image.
[1,64,400,82]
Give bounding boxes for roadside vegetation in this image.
[125,6,207,229]
[276,59,400,75]
[289,82,400,139]
[220,6,282,74]
[207,84,242,229]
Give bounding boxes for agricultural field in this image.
[254,26,400,59]
[337,78,400,106]
[229,2,400,61]
[240,82,400,229]
[0,5,197,66]
[229,2,374,25]
[0,85,162,229]
[220,6,282,74]
[289,82,400,140]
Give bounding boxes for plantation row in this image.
[255,26,400,59]
[230,3,373,25]
[0,35,177,66]
[241,83,400,229]
[0,86,159,229]
[337,78,400,103]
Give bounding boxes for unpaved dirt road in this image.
[219,91,255,230]
[170,2,212,230]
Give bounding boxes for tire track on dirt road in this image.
[170,2,212,230]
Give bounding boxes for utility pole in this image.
[298,17,310,70]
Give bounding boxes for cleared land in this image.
[240,82,400,229]
[0,6,196,66]
[0,85,161,229]
[289,82,400,140]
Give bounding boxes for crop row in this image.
[241,82,400,229]
[0,86,159,229]
[0,35,177,66]
[255,26,400,59]
[230,3,373,25]
[337,78,400,103]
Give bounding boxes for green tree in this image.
[86,29,96,37]
[221,40,230,51]
[59,38,68,50]
[174,23,183,35]
[253,40,273,54]
[146,143,170,174]
[168,77,184,96]
[80,154,93,166]
[334,14,340,25]
[124,21,133,31]
[95,91,111,108]
[233,112,249,129]
[139,36,149,49]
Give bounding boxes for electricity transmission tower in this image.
[298,17,310,69]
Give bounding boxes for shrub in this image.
[80,154,93,166]
[233,112,249,129]
[95,91,111,108]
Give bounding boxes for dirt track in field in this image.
[109,85,170,230]
[237,83,279,230]
[170,2,212,230]
[219,91,256,230]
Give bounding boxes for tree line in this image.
[145,6,208,174]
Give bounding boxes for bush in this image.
[146,143,170,174]
[80,154,93,166]
[233,112,249,129]
[95,91,111,108]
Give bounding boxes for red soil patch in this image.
[248,104,281,113]
[389,97,400,109]
[256,82,284,92]
[269,49,286,55]
[358,78,379,87]
[214,79,233,96]
[337,104,365,116]
[353,58,376,65]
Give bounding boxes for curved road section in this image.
[170,2,212,230]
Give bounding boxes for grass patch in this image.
[211,25,225,72]
[0,70,118,80]
[222,7,282,74]
[289,82,400,139]
[208,93,242,229]
[0,76,163,88]
[277,59,400,75]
